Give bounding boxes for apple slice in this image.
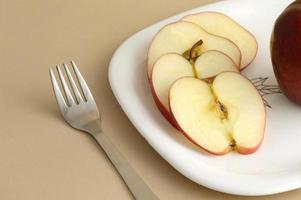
[151,53,194,123]
[147,21,241,78]
[169,72,265,155]
[182,12,258,69]
[151,51,238,124]
[195,50,238,79]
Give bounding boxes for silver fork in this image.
[49,61,158,200]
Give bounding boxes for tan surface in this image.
[0,0,300,199]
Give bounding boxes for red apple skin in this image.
[149,76,178,128]
[146,55,173,125]
[236,126,265,155]
[236,143,262,155]
[271,0,301,104]
[235,120,265,154]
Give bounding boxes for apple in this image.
[151,51,238,125]
[182,12,258,70]
[147,21,241,78]
[271,0,301,104]
[169,72,266,155]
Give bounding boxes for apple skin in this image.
[236,142,262,155]
[271,0,301,104]
[149,76,178,128]
[236,128,265,154]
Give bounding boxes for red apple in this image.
[271,0,301,104]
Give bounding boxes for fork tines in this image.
[49,61,93,108]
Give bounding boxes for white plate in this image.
[109,0,301,196]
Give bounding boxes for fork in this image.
[49,61,159,200]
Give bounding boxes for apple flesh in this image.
[195,50,238,79]
[271,0,301,104]
[147,21,241,78]
[169,72,266,155]
[182,12,258,69]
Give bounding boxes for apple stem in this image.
[251,77,282,108]
[189,39,203,62]
[186,39,204,78]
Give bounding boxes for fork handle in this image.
[92,132,159,200]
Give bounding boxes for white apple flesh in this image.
[169,72,266,155]
[182,12,258,70]
[147,21,241,78]
[195,50,238,79]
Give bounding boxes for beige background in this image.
[1,0,300,199]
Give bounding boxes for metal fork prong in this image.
[63,63,83,104]
[56,64,75,106]
[71,61,93,101]
[49,68,68,111]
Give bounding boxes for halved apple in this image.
[182,12,258,69]
[169,72,266,155]
[195,50,238,79]
[147,21,241,78]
